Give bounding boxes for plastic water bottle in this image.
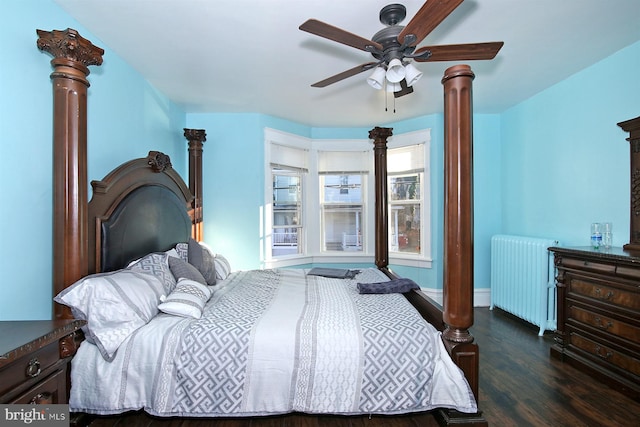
[591,223,602,249]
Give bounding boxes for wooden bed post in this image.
[37,28,103,320]
[184,128,206,241]
[440,64,482,411]
[369,126,393,271]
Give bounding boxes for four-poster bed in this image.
[38,28,483,426]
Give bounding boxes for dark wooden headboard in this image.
[88,151,193,274]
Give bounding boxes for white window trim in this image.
[263,128,431,269]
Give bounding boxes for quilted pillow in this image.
[158,278,212,319]
[357,278,420,294]
[187,238,216,285]
[128,252,176,294]
[54,269,165,361]
[168,255,206,285]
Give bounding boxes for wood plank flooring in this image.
[84,308,640,427]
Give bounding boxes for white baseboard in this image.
[419,287,491,308]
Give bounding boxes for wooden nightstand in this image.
[0,320,84,404]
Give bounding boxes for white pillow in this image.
[54,270,164,361]
[158,278,212,319]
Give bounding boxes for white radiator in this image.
[490,234,559,336]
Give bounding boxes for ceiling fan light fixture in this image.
[385,81,402,93]
[385,58,405,83]
[404,62,423,87]
[367,66,386,89]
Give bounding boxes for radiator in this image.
[490,234,559,336]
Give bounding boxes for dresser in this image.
[0,320,84,404]
[549,246,640,400]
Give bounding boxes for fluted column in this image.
[369,126,393,269]
[441,64,475,344]
[37,28,103,319]
[184,128,206,241]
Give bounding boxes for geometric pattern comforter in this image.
[69,268,477,416]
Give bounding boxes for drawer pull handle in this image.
[594,345,613,360]
[25,358,41,378]
[594,288,615,300]
[29,392,53,405]
[594,317,613,330]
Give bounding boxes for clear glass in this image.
[389,174,422,254]
[320,175,364,252]
[272,170,302,256]
[602,222,612,249]
[322,205,363,251]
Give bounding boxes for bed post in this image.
[36,28,103,320]
[369,126,393,272]
[184,128,206,241]
[435,64,485,426]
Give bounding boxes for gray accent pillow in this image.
[168,255,206,285]
[357,278,420,294]
[187,238,216,285]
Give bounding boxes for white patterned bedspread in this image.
[69,268,477,416]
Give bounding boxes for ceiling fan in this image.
[299,0,504,98]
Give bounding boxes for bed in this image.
[38,28,483,426]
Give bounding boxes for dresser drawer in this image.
[569,278,640,311]
[0,340,62,399]
[561,257,616,275]
[10,367,66,404]
[569,305,640,344]
[568,330,640,377]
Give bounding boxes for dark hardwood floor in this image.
[84,308,640,427]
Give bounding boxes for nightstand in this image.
[0,320,84,404]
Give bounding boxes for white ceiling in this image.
[54,0,640,128]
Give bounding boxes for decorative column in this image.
[369,126,394,270]
[184,128,206,241]
[618,116,640,251]
[441,64,475,343]
[37,28,104,319]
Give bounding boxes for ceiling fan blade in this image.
[413,42,504,62]
[311,62,378,88]
[398,0,464,46]
[300,19,383,52]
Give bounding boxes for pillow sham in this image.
[168,255,206,285]
[214,253,232,281]
[128,252,176,294]
[174,242,189,262]
[158,278,212,319]
[54,269,165,361]
[357,278,420,294]
[187,238,216,285]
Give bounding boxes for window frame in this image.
[263,128,431,269]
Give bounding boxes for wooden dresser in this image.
[0,320,84,404]
[549,246,640,400]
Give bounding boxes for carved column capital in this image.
[369,126,394,145]
[36,28,104,85]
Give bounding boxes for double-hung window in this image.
[318,150,369,252]
[269,141,308,258]
[388,143,425,256]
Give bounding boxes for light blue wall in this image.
[500,40,640,247]
[0,0,187,320]
[3,0,638,320]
